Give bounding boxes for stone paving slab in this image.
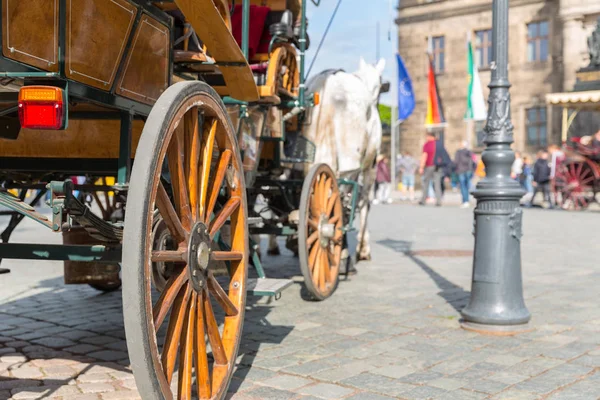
[0,204,599,399]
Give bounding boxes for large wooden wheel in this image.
[554,159,598,211]
[298,164,343,300]
[123,81,248,400]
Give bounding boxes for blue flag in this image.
[396,54,415,120]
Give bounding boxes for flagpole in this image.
[466,31,472,148]
[391,105,397,191]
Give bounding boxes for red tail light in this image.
[18,86,66,130]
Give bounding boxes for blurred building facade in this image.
[396,0,600,158]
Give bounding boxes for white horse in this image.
[255,58,385,262]
[301,57,386,261]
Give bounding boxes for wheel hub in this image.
[318,214,334,248]
[188,221,212,292]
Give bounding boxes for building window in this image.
[432,36,445,73]
[527,21,549,62]
[526,107,547,147]
[474,29,492,68]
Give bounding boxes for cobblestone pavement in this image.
[1,204,599,399]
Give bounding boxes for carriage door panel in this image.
[66,0,137,90]
[2,0,59,72]
[115,15,169,105]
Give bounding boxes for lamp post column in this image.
[460,0,531,334]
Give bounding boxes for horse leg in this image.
[356,169,375,262]
[267,235,280,255]
[356,199,372,261]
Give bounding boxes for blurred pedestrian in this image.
[511,151,523,181]
[527,149,552,208]
[398,151,417,201]
[374,155,392,204]
[435,136,453,201]
[548,144,565,206]
[419,131,442,206]
[521,155,534,194]
[454,140,474,208]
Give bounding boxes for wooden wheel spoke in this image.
[312,248,322,286]
[580,176,595,186]
[185,107,201,221]
[306,231,319,247]
[202,289,227,365]
[151,250,186,263]
[309,245,320,272]
[575,162,583,178]
[209,197,241,238]
[167,124,193,229]
[205,149,232,225]
[177,292,195,400]
[195,291,211,399]
[320,248,328,289]
[327,249,337,271]
[207,273,239,316]
[329,245,341,282]
[211,251,243,261]
[329,214,341,225]
[160,283,192,384]
[310,192,320,215]
[325,191,339,217]
[308,218,319,230]
[319,176,328,210]
[153,267,188,329]
[199,119,218,221]
[156,182,188,244]
[580,168,592,180]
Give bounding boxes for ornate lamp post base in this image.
[460,321,533,336]
[460,0,531,333]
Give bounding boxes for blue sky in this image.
[304,0,396,105]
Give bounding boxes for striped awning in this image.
[546,90,600,108]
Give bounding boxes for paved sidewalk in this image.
[0,204,599,399]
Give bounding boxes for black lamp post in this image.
[460,0,531,334]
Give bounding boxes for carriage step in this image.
[214,276,293,297]
[248,278,293,297]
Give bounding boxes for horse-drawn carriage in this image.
[0,0,360,398]
[553,136,600,210]
[546,90,600,211]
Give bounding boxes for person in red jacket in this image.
[418,131,442,206]
[374,155,392,204]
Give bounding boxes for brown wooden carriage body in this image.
[0,1,350,399]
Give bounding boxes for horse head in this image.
[356,57,386,105]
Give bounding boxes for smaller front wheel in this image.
[298,164,343,300]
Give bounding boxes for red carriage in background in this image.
[553,136,600,210]
[546,89,600,211]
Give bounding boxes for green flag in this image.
[465,41,487,121]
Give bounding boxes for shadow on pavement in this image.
[0,270,295,399]
[376,239,470,312]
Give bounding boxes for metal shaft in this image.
[298,0,308,108]
[241,0,250,59]
[461,0,531,333]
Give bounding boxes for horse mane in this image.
[305,69,345,93]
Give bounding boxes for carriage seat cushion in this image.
[232,5,270,59]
